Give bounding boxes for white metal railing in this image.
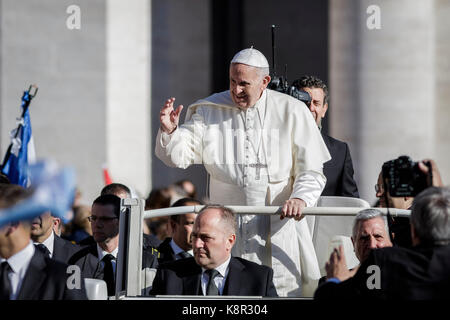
[143,206,411,219]
[119,199,411,299]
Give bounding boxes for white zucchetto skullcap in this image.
[230,47,269,68]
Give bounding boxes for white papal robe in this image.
[155,89,331,296]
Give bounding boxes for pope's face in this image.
[229,63,270,109]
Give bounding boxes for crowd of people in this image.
[1,160,448,300]
[1,46,449,300]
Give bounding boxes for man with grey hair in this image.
[156,47,331,296]
[351,209,392,263]
[321,209,392,284]
[315,186,450,300]
[150,204,278,297]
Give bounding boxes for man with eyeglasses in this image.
[89,194,121,296]
[90,195,121,255]
[375,167,415,248]
[69,194,121,296]
[374,158,442,248]
[70,194,159,296]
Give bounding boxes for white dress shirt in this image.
[97,244,119,274]
[0,241,35,300]
[34,230,55,258]
[200,256,231,296]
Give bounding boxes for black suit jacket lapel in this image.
[223,257,245,296]
[179,258,202,295]
[159,238,176,262]
[71,244,102,279]
[17,250,48,300]
[90,243,99,258]
[89,244,104,279]
[321,132,332,154]
[54,235,81,264]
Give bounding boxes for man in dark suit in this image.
[30,211,81,264]
[151,204,278,297]
[293,76,359,197]
[72,194,158,296]
[31,211,103,283]
[315,186,450,300]
[318,208,393,285]
[72,194,121,296]
[0,184,87,300]
[158,197,202,264]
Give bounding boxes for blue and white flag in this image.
[0,160,76,228]
[1,105,36,187]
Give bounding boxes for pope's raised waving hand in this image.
[160,97,184,134]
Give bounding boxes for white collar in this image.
[43,230,54,256]
[34,230,55,257]
[244,89,267,121]
[241,90,267,113]
[254,89,267,113]
[0,241,35,274]
[97,244,118,260]
[201,255,231,278]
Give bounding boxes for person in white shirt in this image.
[30,211,80,264]
[0,184,86,300]
[155,48,331,296]
[88,194,121,296]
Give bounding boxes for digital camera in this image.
[268,76,312,107]
[382,155,432,197]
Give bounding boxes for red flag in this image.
[102,164,112,185]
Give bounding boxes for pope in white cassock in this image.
[155,48,331,296]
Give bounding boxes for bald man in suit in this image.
[151,205,277,297]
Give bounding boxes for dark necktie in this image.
[102,254,116,296]
[205,269,220,296]
[0,261,12,300]
[35,243,51,258]
[178,251,192,259]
